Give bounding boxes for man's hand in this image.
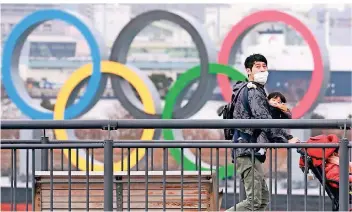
[288,137,300,143]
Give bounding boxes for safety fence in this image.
[1,119,351,211]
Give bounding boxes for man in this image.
[226,54,299,211]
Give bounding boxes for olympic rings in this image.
[162,63,247,179]
[217,10,330,119]
[1,9,108,120]
[110,10,217,119]
[54,61,156,171]
[2,9,331,172]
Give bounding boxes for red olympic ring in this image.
[217,10,325,119]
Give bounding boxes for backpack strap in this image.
[241,86,252,116]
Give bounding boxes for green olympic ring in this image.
[162,63,247,179]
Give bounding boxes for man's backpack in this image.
[218,83,249,140]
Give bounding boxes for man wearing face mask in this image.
[226,54,299,211]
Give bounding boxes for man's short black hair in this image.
[268,92,287,103]
[244,54,267,69]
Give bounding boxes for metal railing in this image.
[1,119,351,211]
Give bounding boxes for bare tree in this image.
[73,101,223,170]
[1,84,20,139]
[74,102,142,140]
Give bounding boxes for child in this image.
[257,91,294,144]
[267,91,292,119]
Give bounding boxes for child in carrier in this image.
[256,91,293,144]
[267,91,292,119]
[256,91,294,156]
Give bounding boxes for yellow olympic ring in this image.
[53,61,156,171]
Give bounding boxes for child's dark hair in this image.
[268,92,287,103]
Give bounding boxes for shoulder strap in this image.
[242,86,252,116]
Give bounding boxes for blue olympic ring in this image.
[1,9,102,119]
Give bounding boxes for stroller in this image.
[297,134,352,211]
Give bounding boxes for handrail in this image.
[1,119,351,129]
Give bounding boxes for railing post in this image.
[41,135,49,171]
[104,139,113,211]
[239,181,246,201]
[339,138,349,211]
[287,148,292,211]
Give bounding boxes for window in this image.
[284,26,305,46]
[43,23,52,32]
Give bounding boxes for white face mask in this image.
[253,71,269,85]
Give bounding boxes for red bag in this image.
[299,134,339,168]
[298,134,352,188]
